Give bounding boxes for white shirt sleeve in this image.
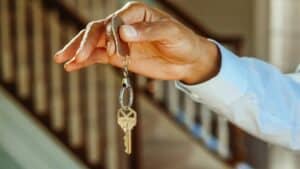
[175,40,300,150]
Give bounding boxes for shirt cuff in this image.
[175,40,248,106]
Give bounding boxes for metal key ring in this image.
[119,77,134,108]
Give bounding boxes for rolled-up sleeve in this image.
[176,40,300,150]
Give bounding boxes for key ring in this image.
[119,77,134,108]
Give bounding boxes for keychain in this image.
[111,15,137,155]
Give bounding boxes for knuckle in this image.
[86,20,102,30]
[86,21,96,30]
[124,1,146,9]
[79,29,85,34]
[168,22,181,34]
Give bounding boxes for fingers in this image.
[119,21,180,43]
[64,48,109,72]
[114,1,162,24]
[74,21,106,63]
[54,30,85,63]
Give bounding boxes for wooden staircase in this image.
[0,0,249,169]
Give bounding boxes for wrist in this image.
[181,38,221,85]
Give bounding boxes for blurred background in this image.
[0,0,300,169]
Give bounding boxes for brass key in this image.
[117,107,137,154]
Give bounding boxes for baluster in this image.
[211,113,219,151]
[167,81,179,116]
[153,80,164,101]
[229,125,247,163]
[16,0,29,98]
[217,116,230,159]
[67,27,83,148]
[86,65,101,164]
[201,105,213,146]
[161,81,170,108]
[184,94,196,129]
[0,0,13,82]
[177,91,185,123]
[192,104,202,138]
[137,76,147,88]
[49,11,65,131]
[98,66,106,164]
[105,66,119,169]
[32,0,47,113]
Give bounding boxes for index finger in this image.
[112,2,162,24]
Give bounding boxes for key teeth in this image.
[123,135,128,152]
[123,134,132,155]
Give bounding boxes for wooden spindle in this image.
[97,66,107,165]
[229,125,247,164]
[201,105,213,145]
[217,116,230,159]
[49,11,65,131]
[137,76,147,88]
[105,66,119,169]
[86,65,101,164]
[0,0,13,82]
[167,81,179,116]
[16,0,29,98]
[67,27,83,148]
[153,80,164,101]
[193,104,202,137]
[32,0,47,113]
[184,95,196,129]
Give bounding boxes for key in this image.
[117,107,137,154]
[111,14,137,155]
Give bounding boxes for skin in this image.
[54,1,221,85]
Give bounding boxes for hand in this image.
[54,1,220,84]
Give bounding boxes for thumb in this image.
[119,21,179,43]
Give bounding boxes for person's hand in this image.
[54,1,220,84]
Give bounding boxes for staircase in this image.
[0,0,248,169]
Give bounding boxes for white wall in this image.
[166,0,254,55]
[269,0,300,72]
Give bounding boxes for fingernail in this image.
[54,51,62,62]
[122,25,137,38]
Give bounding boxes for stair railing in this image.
[0,0,136,169]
